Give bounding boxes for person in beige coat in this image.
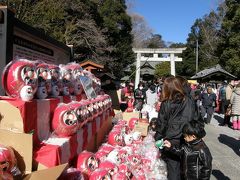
[230,83,240,130]
[221,80,235,126]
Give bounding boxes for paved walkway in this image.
[205,113,240,180]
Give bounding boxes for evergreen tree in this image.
[217,0,240,77]
[97,0,135,78]
[177,10,222,77]
[7,0,135,79]
[154,62,171,78]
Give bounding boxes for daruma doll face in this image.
[52,103,78,137]
[2,59,37,101]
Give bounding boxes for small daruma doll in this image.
[95,95,104,115]
[76,151,99,178]
[64,63,83,95]
[128,118,139,131]
[2,59,37,101]
[69,101,87,129]
[91,98,99,119]
[60,64,75,95]
[89,169,111,180]
[48,64,62,97]
[0,145,17,173]
[51,103,78,137]
[35,62,51,99]
[108,130,124,146]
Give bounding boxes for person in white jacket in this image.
[141,84,159,121]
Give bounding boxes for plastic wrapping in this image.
[48,64,62,97]
[51,103,78,137]
[124,134,133,145]
[144,159,168,180]
[79,100,92,123]
[140,134,160,161]
[97,143,115,153]
[108,130,124,146]
[106,149,121,165]
[91,98,99,119]
[58,167,84,180]
[95,96,105,115]
[117,163,132,179]
[130,167,146,180]
[2,59,37,101]
[59,64,74,95]
[92,78,101,95]
[35,61,51,99]
[126,154,142,168]
[111,172,128,180]
[0,144,20,178]
[95,151,108,163]
[128,118,139,130]
[99,161,118,176]
[76,151,98,177]
[64,63,84,95]
[89,169,111,180]
[69,101,88,129]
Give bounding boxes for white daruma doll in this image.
[35,62,51,99]
[48,64,62,97]
[64,62,83,95]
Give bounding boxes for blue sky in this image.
[132,0,219,43]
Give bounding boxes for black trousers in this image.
[223,101,231,125]
[162,140,181,180]
[220,99,228,114]
[201,106,214,124]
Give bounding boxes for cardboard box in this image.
[0,129,32,174]
[122,111,140,122]
[0,129,67,179]
[23,164,68,180]
[0,99,24,132]
[134,122,149,137]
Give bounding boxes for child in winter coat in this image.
[164,120,212,180]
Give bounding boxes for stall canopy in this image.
[191,64,236,81]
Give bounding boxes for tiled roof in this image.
[191,64,236,79]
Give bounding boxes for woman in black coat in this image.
[155,77,196,180]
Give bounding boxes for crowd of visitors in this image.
[118,77,240,130]
[114,76,240,179]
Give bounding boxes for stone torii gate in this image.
[133,48,186,88]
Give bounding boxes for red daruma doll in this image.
[51,103,78,137]
[76,151,99,178]
[64,62,83,96]
[2,59,37,101]
[89,169,111,180]
[69,101,88,129]
[0,145,17,176]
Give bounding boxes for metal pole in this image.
[196,39,198,74]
